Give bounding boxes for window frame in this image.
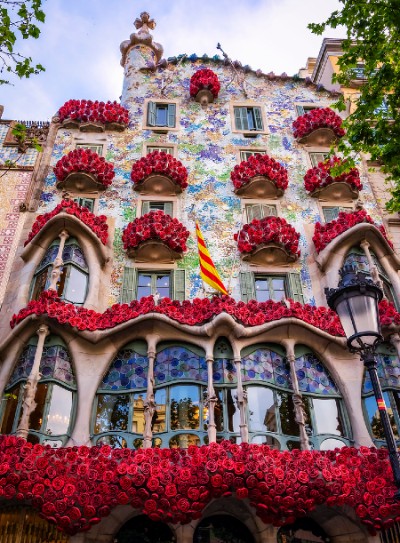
[239,271,305,304]
[244,202,278,223]
[139,198,176,218]
[75,143,104,156]
[238,148,267,163]
[308,150,330,168]
[321,203,354,223]
[295,103,323,116]
[143,99,179,132]
[230,102,267,136]
[144,143,176,157]
[120,267,186,303]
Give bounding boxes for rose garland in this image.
[231,153,289,192]
[190,68,221,98]
[122,211,190,254]
[293,107,345,140]
[58,99,129,126]
[24,200,108,246]
[313,210,393,253]
[304,156,363,194]
[10,290,345,335]
[130,151,188,190]
[0,436,398,535]
[54,149,115,188]
[234,216,300,258]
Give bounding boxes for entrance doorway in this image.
[193,514,255,543]
[115,514,175,543]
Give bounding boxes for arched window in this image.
[242,344,350,450]
[343,246,398,308]
[153,342,207,449]
[93,341,149,449]
[0,505,68,543]
[363,342,400,445]
[0,335,76,447]
[30,237,89,304]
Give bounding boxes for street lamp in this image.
[326,264,400,500]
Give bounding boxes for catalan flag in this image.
[196,221,229,295]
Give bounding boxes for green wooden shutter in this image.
[296,105,305,116]
[239,272,256,302]
[253,107,263,130]
[120,267,137,303]
[173,269,186,301]
[163,202,173,216]
[287,272,304,304]
[234,107,243,130]
[147,101,156,126]
[167,104,176,127]
[141,201,150,215]
[241,108,249,130]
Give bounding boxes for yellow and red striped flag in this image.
[195,221,228,295]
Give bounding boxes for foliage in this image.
[0,0,45,84]
[308,2,400,211]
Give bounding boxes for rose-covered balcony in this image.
[131,151,188,196]
[234,216,300,266]
[58,99,129,132]
[54,149,115,192]
[190,68,220,106]
[231,153,288,199]
[122,211,190,263]
[304,156,363,201]
[293,107,345,146]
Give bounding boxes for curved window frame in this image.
[0,335,76,447]
[30,237,89,305]
[242,343,351,451]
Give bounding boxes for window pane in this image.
[63,266,87,304]
[169,434,200,448]
[153,389,166,432]
[226,388,240,432]
[46,385,72,435]
[277,391,299,436]
[97,435,127,448]
[170,385,200,430]
[248,386,276,432]
[137,274,152,299]
[271,278,286,301]
[1,385,20,434]
[156,105,168,126]
[30,383,48,431]
[247,108,255,130]
[132,393,146,434]
[149,202,167,211]
[31,269,49,300]
[156,274,170,299]
[203,389,224,431]
[364,391,398,439]
[95,394,129,433]
[313,398,344,436]
[255,277,270,302]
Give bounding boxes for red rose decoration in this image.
[190,68,221,99]
[130,151,188,191]
[292,107,345,139]
[58,99,129,127]
[54,149,115,188]
[304,156,363,194]
[231,153,288,192]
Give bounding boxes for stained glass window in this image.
[295,352,339,395]
[242,348,290,387]
[154,346,207,384]
[100,348,148,390]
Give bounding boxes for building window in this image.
[73,197,95,212]
[147,102,176,128]
[146,145,174,155]
[120,268,186,303]
[309,151,329,167]
[363,343,400,446]
[233,106,263,132]
[0,335,76,446]
[322,205,353,222]
[243,344,350,451]
[245,203,277,222]
[141,201,173,216]
[239,149,266,162]
[30,238,89,305]
[75,143,103,155]
[295,104,320,116]
[239,272,304,304]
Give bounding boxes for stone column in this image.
[360,239,381,285]
[390,333,400,359]
[16,324,49,439]
[205,357,217,443]
[49,229,69,291]
[284,342,311,450]
[143,348,156,449]
[234,357,249,443]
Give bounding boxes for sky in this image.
[1,0,345,121]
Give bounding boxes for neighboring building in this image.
[0,12,400,543]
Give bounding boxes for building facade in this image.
[0,12,400,543]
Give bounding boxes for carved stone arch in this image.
[307,504,370,542]
[19,212,111,311]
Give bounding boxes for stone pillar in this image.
[205,356,217,443]
[390,333,400,359]
[234,357,249,443]
[49,229,69,291]
[284,342,311,450]
[360,239,381,285]
[143,348,156,449]
[16,324,49,439]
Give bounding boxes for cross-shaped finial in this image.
[134,12,156,33]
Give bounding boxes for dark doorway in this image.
[193,514,255,543]
[115,514,175,543]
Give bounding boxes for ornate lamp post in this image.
[326,264,400,499]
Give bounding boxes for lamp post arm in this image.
[362,350,400,498]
